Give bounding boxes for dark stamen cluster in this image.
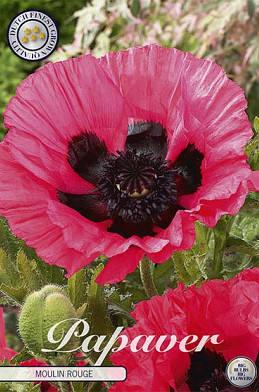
[60,124,204,238]
[98,150,177,224]
[115,151,156,196]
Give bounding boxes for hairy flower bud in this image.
[19,285,79,356]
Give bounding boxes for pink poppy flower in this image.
[1,45,258,283]
[109,268,259,392]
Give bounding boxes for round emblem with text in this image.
[7,10,59,61]
[226,357,257,388]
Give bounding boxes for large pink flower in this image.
[0,44,258,283]
[109,268,259,392]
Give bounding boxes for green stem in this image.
[211,217,232,279]
[89,381,104,391]
[212,252,224,278]
[58,381,74,392]
[139,255,158,298]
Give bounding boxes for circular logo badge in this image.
[226,357,257,388]
[7,10,59,61]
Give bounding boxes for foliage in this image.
[0,0,86,46]
[0,44,33,140]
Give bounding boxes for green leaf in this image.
[172,221,213,286]
[172,252,193,286]
[0,248,26,303]
[245,119,259,170]
[211,217,232,278]
[250,150,259,170]
[247,0,256,19]
[0,218,20,260]
[85,265,114,365]
[225,245,259,257]
[108,290,135,326]
[31,385,41,392]
[16,250,42,292]
[0,381,37,392]
[76,303,87,318]
[87,264,113,337]
[254,116,259,133]
[37,261,66,287]
[0,283,26,304]
[173,251,209,286]
[153,258,177,294]
[0,296,10,305]
[0,248,43,303]
[226,236,249,248]
[73,381,87,392]
[241,200,259,212]
[0,383,14,392]
[222,249,258,279]
[222,209,259,278]
[0,218,66,304]
[230,210,259,243]
[131,0,140,16]
[88,382,105,392]
[0,248,20,286]
[245,135,259,157]
[10,348,33,365]
[68,268,87,310]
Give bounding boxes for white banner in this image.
[0,366,126,382]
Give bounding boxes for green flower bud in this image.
[19,285,79,356]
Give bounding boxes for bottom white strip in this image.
[0,366,126,382]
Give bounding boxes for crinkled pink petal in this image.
[4,54,129,193]
[95,247,144,284]
[194,182,249,228]
[0,145,91,273]
[178,56,252,156]
[247,170,259,191]
[109,355,171,392]
[47,198,169,261]
[180,157,251,210]
[99,45,189,127]
[180,280,259,362]
[166,269,259,362]
[158,210,197,248]
[146,210,197,263]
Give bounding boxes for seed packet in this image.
[0,2,259,391]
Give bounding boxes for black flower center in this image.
[58,122,204,238]
[105,151,158,198]
[97,150,177,225]
[170,349,259,392]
